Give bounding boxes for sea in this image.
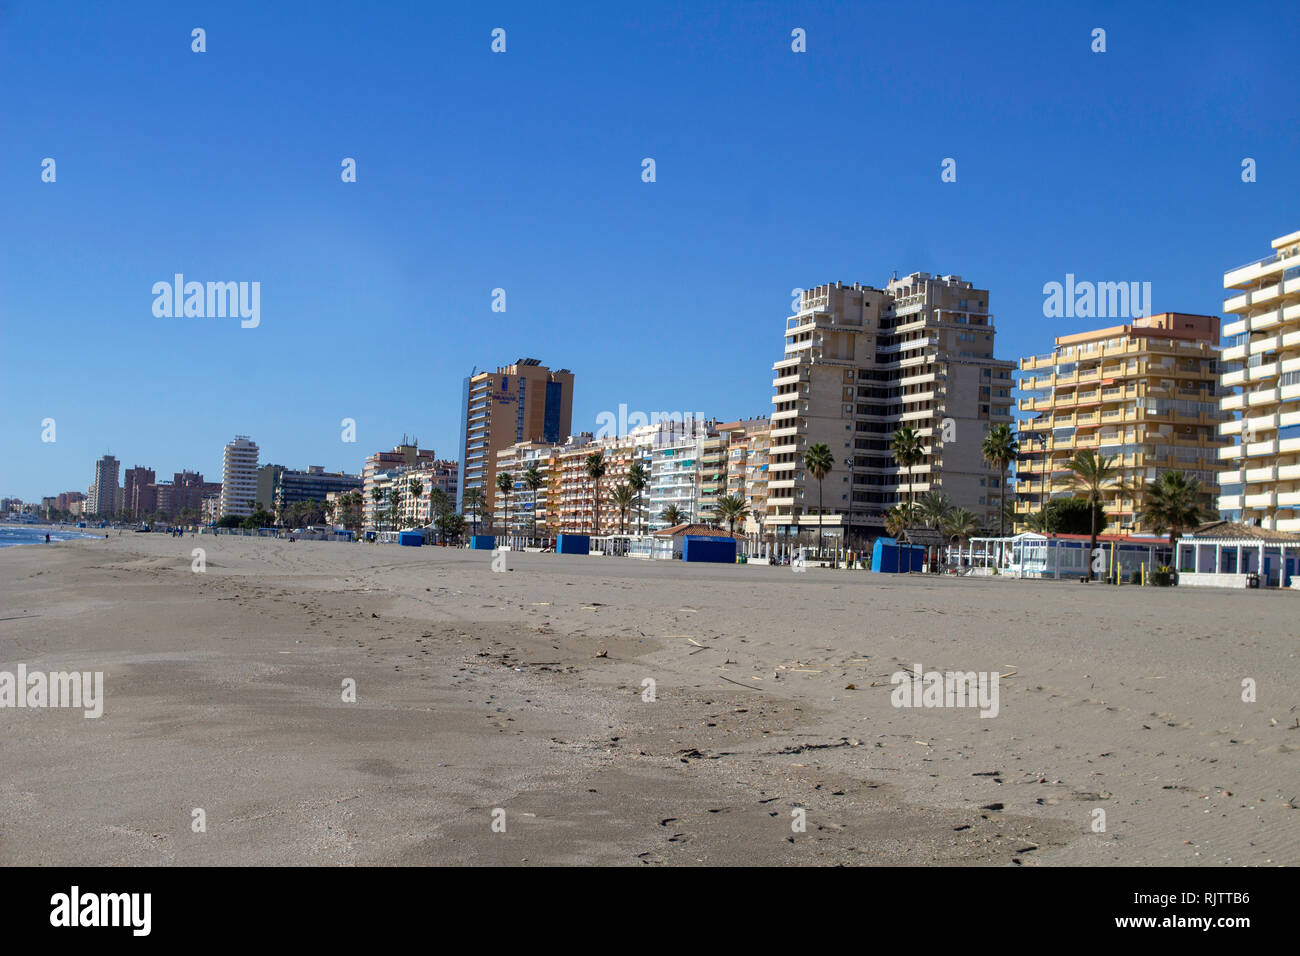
[0,524,100,549]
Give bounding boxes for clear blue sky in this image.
[2,0,1297,500]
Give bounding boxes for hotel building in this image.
[457,359,574,515]
[219,436,259,518]
[1218,229,1300,531]
[768,274,1014,544]
[1017,313,1228,532]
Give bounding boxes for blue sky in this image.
[2,0,1298,500]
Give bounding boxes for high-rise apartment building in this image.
[457,358,574,514]
[1017,313,1228,533]
[719,418,771,537]
[768,274,1014,544]
[219,436,259,518]
[123,466,157,518]
[1218,229,1300,530]
[89,455,121,516]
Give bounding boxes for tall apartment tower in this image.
[768,274,1014,543]
[1017,313,1227,533]
[89,454,121,516]
[123,466,157,518]
[457,358,574,514]
[1218,229,1300,530]
[219,436,260,518]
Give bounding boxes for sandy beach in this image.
[1,533,1296,866]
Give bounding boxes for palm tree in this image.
[890,427,924,521]
[496,471,514,541]
[628,462,650,535]
[981,423,1018,538]
[1139,470,1208,564]
[407,478,425,527]
[802,442,834,558]
[942,507,978,547]
[463,487,486,537]
[369,486,384,531]
[522,464,545,541]
[584,452,607,534]
[714,493,751,534]
[917,490,953,529]
[1025,507,1056,534]
[388,486,402,531]
[659,503,686,528]
[610,482,636,534]
[1066,450,1128,580]
[884,503,916,538]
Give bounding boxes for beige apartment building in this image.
[768,274,1014,545]
[491,439,559,538]
[361,441,456,531]
[547,434,639,535]
[457,358,574,517]
[718,418,771,536]
[1218,229,1300,531]
[1016,313,1228,533]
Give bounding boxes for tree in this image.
[628,462,650,535]
[522,464,545,540]
[388,486,402,531]
[1139,470,1208,559]
[917,491,953,529]
[890,427,924,522]
[496,471,514,539]
[610,482,636,534]
[802,442,834,557]
[981,423,1018,537]
[942,507,978,548]
[584,452,607,534]
[436,509,465,545]
[462,487,486,537]
[427,488,451,532]
[714,494,750,534]
[659,503,686,528]
[408,479,425,526]
[1066,450,1129,580]
[884,503,916,538]
[369,486,385,531]
[216,514,242,529]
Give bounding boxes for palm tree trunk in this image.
[817,479,825,558]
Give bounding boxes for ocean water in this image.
[0,525,100,549]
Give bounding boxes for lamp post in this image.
[844,455,855,569]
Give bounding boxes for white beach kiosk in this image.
[1176,521,1300,589]
[957,532,1172,580]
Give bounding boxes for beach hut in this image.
[470,534,496,550]
[398,530,423,547]
[871,537,925,573]
[556,534,590,555]
[681,535,737,563]
[653,524,744,560]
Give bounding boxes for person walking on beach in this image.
[45,533,50,543]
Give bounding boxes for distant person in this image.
[45,533,50,543]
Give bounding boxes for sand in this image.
[0,532,1296,866]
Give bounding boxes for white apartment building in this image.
[219,436,259,518]
[1218,229,1300,530]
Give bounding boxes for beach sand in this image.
[1,533,1296,865]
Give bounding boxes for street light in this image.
[844,455,855,569]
